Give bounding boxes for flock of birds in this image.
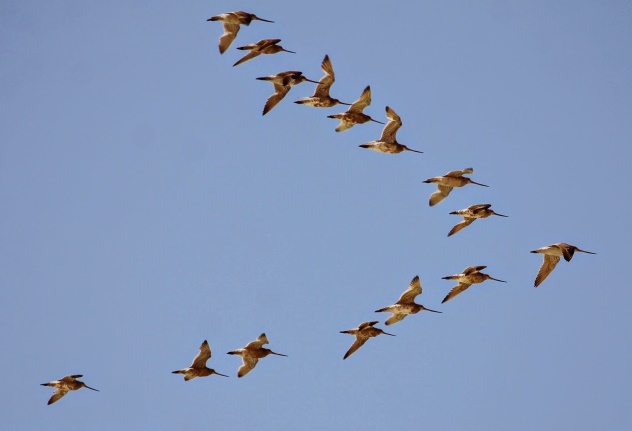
[40,9,596,406]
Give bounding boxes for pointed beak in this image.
[305,78,320,84]
[494,212,508,217]
[216,372,230,377]
[256,17,275,23]
[271,351,288,357]
[371,119,386,124]
[338,102,352,106]
[490,277,507,283]
[383,332,396,337]
[283,49,296,54]
[471,181,489,187]
[406,148,424,154]
[85,385,99,392]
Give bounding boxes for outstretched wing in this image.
[313,55,335,98]
[463,265,486,274]
[379,106,402,142]
[343,337,369,359]
[385,313,406,326]
[397,275,422,303]
[534,255,561,287]
[237,357,259,377]
[233,50,261,67]
[245,333,269,349]
[446,167,474,177]
[218,23,240,54]
[429,185,452,206]
[191,340,211,368]
[448,218,475,237]
[347,86,371,114]
[442,283,471,303]
[48,389,69,405]
[262,84,291,115]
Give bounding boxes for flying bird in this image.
[40,374,99,405]
[375,275,442,325]
[441,265,506,303]
[294,55,351,107]
[172,340,229,381]
[423,168,488,206]
[256,71,319,115]
[358,106,423,154]
[327,85,384,132]
[340,321,394,359]
[447,204,508,236]
[530,243,596,287]
[227,333,287,377]
[233,39,295,67]
[207,11,274,54]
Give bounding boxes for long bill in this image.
[489,277,507,283]
[270,351,288,357]
[471,181,489,187]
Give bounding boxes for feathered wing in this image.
[446,167,473,177]
[233,50,261,66]
[262,84,291,115]
[379,106,402,142]
[48,389,69,405]
[534,255,561,287]
[347,86,371,114]
[343,337,369,359]
[218,23,240,54]
[463,265,486,274]
[313,55,335,98]
[245,333,269,349]
[335,120,354,132]
[191,340,211,368]
[442,283,471,303]
[398,275,422,303]
[429,185,452,206]
[385,313,406,325]
[448,218,475,236]
[237,357,259,377]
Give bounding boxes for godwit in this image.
[375,275,442,325]
[423,168,488,206]
[294,55,351,107]
[172,340,229,381]
[232,39,295,67]
[358,106,423,154]
[530,243,596,287]
[441,265,506,303]
[447,204,508,236]
[327,86,384,132]
[256,71,319,115]
[227,333,287,377]
[207,11,274,54]
[340,321,394,360]
[40,374,98,405]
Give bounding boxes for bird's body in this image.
[40,374,99,405]
[207,11,274,54]
[448,204,507,236]
[172,340,228,381]
[227,333,287,377]
[257,71,319,115]
[359,106,423,154]
[530,243,596,287]
[441,265,507,303]
[375,275,442,325]
[327,86,384,132]
[233,39,295,67]
[295,55,350,107]
[340,321,394,359]
[423,168,488,206]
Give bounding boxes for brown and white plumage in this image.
[256,71,319,115]
[359,106,423,154]
[172,340,229,381]
[327,86,384,131]
[375,275,442,325]
[227,333,287,377]
[441,265,507,303]
[207,11,274,54]
[447,204,508,236]
[294,55,350,107]
[232,39,295,67]
[40,374,99,405]
[530,243,596,287]
[423,168,488,206]
[340,321,394,359]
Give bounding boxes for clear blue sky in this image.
[1,1,631,429]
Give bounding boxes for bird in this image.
[40,374,99,405]
[447,204,508,236]
[256,71,320,115]
[358,106,423,154]
[340,321,394,359]
[207,11,274,54]
[172,339,229,381]
[530,243,596,287]
[327,85,384,132]
[423,168,488,206]
[294,55,351,107]
[233,39,295,67]
[227,333,287,377]
[441,265,507,303]
[375,275,442,325]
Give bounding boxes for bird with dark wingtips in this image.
[423,168,488,206]
[375,275,442,325]
[340,321,394,359]
[441,265,507,303]
[294,55,351,107]
[207,11,274,54]
[327,85,384,132]
[172,340,229,381]
[227,333,287,377]
[257,71,320,115]
[447,204,508,237]
[530,243,596,287]
[40,374,99,405]
[359,106,423,154]
[233,39,295,67]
